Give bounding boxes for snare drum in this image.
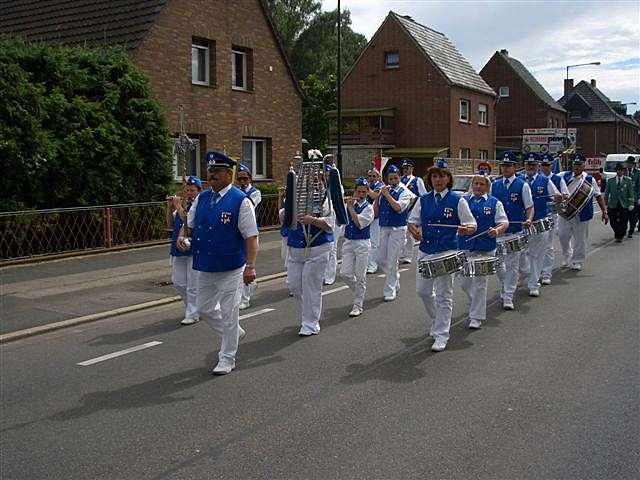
[461,254,500,277]
[559,176,594,220]
[418,251,467,279]
[526,217,554,235]
[496,233,528,256]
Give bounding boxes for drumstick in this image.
[465,227,494,241]
[426,223,460,228]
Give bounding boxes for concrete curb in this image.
[0,270,290,344]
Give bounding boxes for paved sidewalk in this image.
[1,230,290,335]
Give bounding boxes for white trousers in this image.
[400,228,415,261]
[416,255,455,343]
[288,244,330,333]
[541,216,557,279]
[240,282,256,305]
[367,218,381,272]
[496,250,521,302]
[324,225,343,284]
[171,256,199,320]
[519,248,530,275]
[196,267,244,363]
[527,233,545,290]
[459,251,493,322]
[558,217,589,266]
[339,239,370,308]
[378,226,406,298]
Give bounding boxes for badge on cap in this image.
[206,151,236,169]
[186,176,202,188]
[355,176,368,187]
[435,158,448,169]
[387,164,400,174]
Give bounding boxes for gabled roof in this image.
[0,0,166,50]
[558,80,639,127]
[390,12,495,97]
[494,50,565,112]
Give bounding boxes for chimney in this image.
[564,78,574,96]
[500,49,509,56]
[590,79,597,88]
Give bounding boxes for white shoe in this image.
[323,280,335,286]
[180,317,199,325]
[383,295,396,302]
[348,305,363,317]
[239,302,250,310]
[469,319,482,329]
[366,268,378,274]
[529,289,540,297]
[239,326,246,341]
[431,340,447,352]
[288,291,294,297]
[570,263,582,271]
[540,278,551,285]
[298,327,320,337]
[399,258,412,265]
[212,360,235,375]
[503,300,514,310]
[562,258,571,267]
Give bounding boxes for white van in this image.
[603,153,640,180]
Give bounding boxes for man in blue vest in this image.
[557,154,608,271]
[491,151,534,310]
[366,168,385,274]
[520,153,561,297]
[374,164,415,302]
[236,164,262,310]
[540,154,569,284]
[178,151,259,375]
[166,175,202,325]
[340,177,374,317]
[399,158,428,264]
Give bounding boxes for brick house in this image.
[558,79,640,157]
[1,0,303,185]
[480,49,566,156]
[328,11,496,177]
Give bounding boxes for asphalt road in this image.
[1,219,639,479]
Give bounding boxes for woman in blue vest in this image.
[399,158,428,264]
[557,154,608,271]
[520,153,561,297]
[236,164,262,310]
[408,159,477,352]
[177,151,259,375]
[458,174,508,329]
[374,164,415,302]
[339,177,374,317]
[166,176,202,325]
[540,154,569,284]
[366,168,385,274]
[490,151,534,310]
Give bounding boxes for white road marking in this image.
[239,308,275,320]
[77,341,162,366]
[322,285,350,296]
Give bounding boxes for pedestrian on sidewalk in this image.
[178,151,259,375]
[604,163,634,242]
[166,176,202,326]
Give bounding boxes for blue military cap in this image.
[499,151,516,164]
[401,158,414,167]
[186,175,202,188]
[434,158,448,169]
[570,153,586,165]
[524,152,541,164]
[387,164,400,174]
[478,168,487,176]
[324,163,334,173]
[205,151,236,169]
[237,164,251,175]
[540,153,555,165]
[354,176,368,187]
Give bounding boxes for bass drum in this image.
[283,169,297,229]
[327,167,349,226]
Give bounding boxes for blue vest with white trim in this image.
[379,186,409,227]
[458,194,498,252]
[401,175,420,196]
[549,173,562,190]
[287,223,333,248]
[525,174,550,221]
[344,201,371,240]
[191,187,247,272]
[242,185,261,226]
[491,177,526,233]
[419,191,461,254]
[563,172,594,221]
[170,202,193,257]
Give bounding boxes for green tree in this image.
[265,0,321,56]
[0,40,173,210]
[300,73,336,151]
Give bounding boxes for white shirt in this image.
[402,175,428,196]
[187,184,259,239]
[408,188,477,227]
[559,171,602,197]
[542,173,570,196]
[498,174,534,209]
[467,193,509,225]
[388,184,415,211]
[240,183,262,207]
[348,199,374,231]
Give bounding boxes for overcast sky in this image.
[322,1,640,113]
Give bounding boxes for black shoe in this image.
[615,238,622,243]
[628,234,633,239]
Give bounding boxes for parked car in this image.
[603,153,640,180]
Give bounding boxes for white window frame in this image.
[499,86,509,97]
[232,49,247,91]
[191,43,209,86]
[172,137,201,182]
[478,103,488,125]
[459,147,471,159]
[241,138,267,179]
[478,150,488,160]
[459,99,470,123]
[385,51,399,69]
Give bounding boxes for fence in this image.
[0,194,281,263]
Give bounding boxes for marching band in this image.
[168,149,606,374]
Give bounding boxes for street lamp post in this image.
[336,0,343,173]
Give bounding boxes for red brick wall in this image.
[133,0,302,184]
[449,86,496,159]
[340,17,451,149]
[572,122,640,157]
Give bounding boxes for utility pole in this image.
[336,0,343,173]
